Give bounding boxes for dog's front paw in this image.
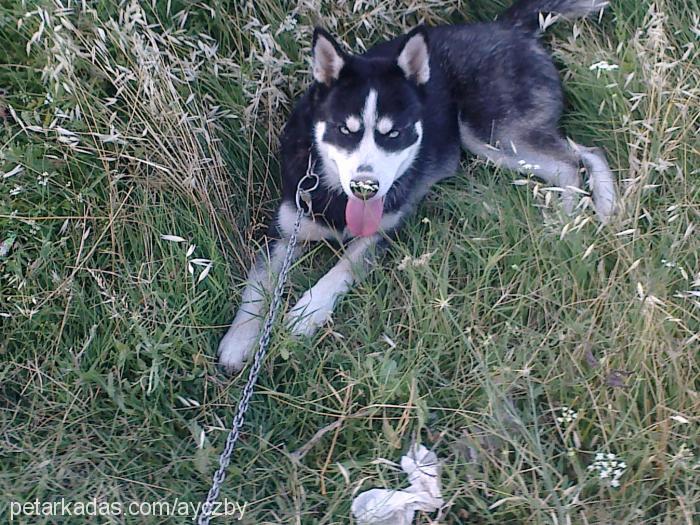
[286,291,333,337]
[217,319,261,372]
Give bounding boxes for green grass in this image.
[1,0,698,523]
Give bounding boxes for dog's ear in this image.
[397,26,430,85]
[312,28,346,86]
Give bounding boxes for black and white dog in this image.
[218,0,616,371]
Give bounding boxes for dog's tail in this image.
[501,0,608,34]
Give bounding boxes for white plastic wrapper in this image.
[351,444,443,524]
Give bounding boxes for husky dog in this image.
[218,0,616,371]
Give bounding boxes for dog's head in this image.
[310,27,429,236]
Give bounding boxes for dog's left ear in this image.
[397,27,430,85]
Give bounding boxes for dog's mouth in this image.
[345,196,384,237]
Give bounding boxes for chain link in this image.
[197,166,314,524]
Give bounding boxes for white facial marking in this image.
[362,89,378,130]
[377,117,394,135]
[345,115,361,133]
[315,89,422,198]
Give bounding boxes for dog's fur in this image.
[218,0,616,371]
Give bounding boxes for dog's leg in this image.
[508,135,582,215]
[502,136,617,222]
[571,142,616,222]
[218,236,303,371]
[459,123,615,217]
[286,234,379,337]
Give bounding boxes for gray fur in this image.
[503,0,609,33]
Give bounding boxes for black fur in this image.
[217,0,616,371]
[274,1,608,241]
[279,28,456,233]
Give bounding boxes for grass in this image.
[1,0,698,523]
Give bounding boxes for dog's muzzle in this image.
[349,177,379,200]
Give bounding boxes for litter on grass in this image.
[351,444,443,525]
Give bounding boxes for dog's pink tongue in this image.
[345,197,384,237]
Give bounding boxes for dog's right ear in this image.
[312,28,345,86]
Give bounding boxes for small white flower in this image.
[661,259,677,268]
[556,406,579,424]
[589,61,619,78]
[518,160,541,171]
[588,450,626,488]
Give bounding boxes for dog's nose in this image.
[349,176,379,200]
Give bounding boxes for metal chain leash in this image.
[197,159,318,524]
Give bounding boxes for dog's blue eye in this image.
[387,130,400,139]
[339,125,351,135]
